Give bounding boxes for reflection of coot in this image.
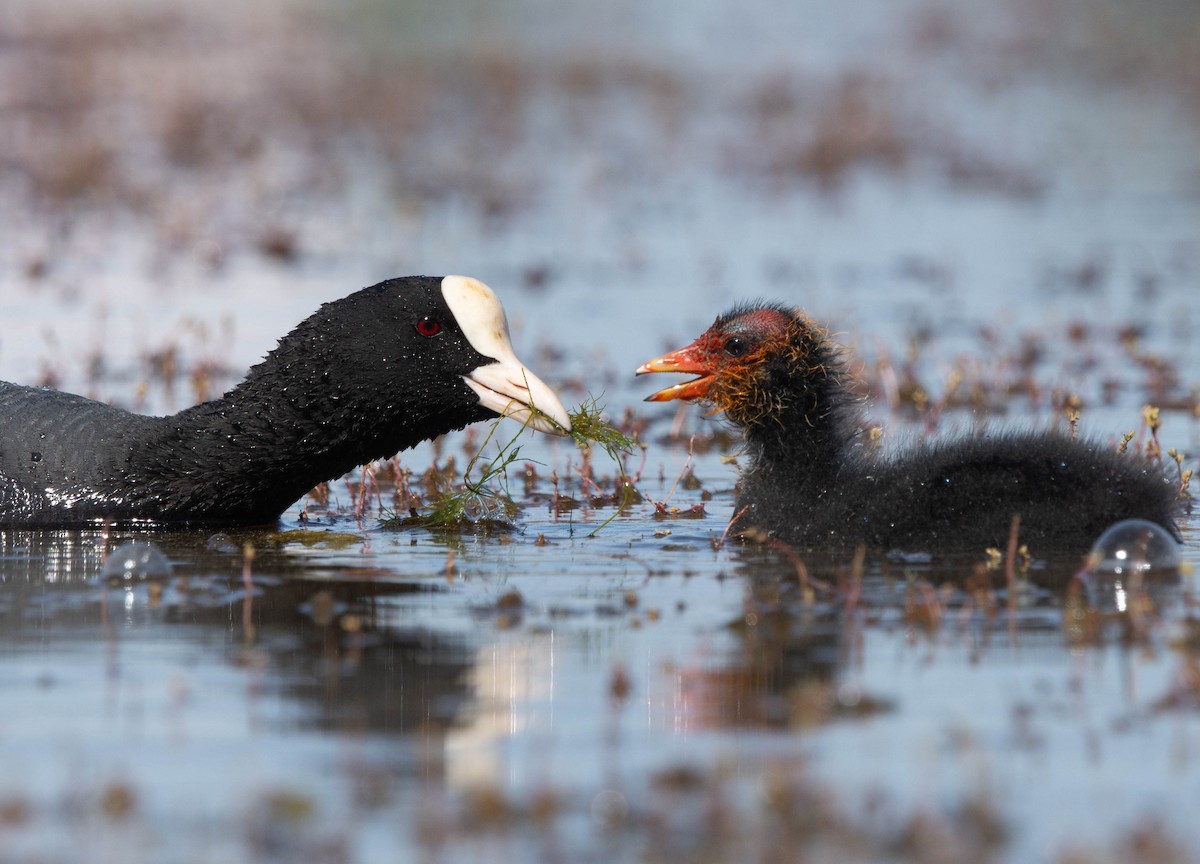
[277,621,474,736]
[224,574,476,737]
[640,302,1185,553]
[0,276,569,527]
[0,527,476,742]
[202,567,476,737]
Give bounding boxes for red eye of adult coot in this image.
[416,317,442,337]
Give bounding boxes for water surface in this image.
[1,0,1198,860]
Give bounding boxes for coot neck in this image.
[153,363,365,516]
[133,335,483,522]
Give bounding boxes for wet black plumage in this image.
[639,302,1186,553]
[0,276,568,527]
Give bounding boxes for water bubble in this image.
[101,542,172,584]
[205,533,239,553]
[1083,519,1181,615]
[462,497,485,520]
[1087,519,1181,577]
[590,789,628,827]
[836,683,863,708]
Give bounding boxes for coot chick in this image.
[1,275,571,527]
[637,302,1185,554]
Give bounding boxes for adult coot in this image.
[637,301,1186,554]
[1,275,571,527]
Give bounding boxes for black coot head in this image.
[265,275,570,457]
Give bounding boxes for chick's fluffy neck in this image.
[730,315,864,476]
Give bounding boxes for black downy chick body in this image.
[638,302,1185,554]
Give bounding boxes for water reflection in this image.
[682,541,1194,733]
[680,588,848,729]
[1,523,1196,862]
[0,527,477,745]
[0,527,107,584]
[3,526,1188,745]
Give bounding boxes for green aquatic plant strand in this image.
[568,394,637,536]
[425,414,525,525]
[568,394,636,467]
[411,395,635,532]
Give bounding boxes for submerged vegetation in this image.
[382,396,637,533]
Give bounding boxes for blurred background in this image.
[2,3,1200,862]
[2,0,1197,421]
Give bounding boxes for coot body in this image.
[1,275,570,527]
[638,302,1185,553]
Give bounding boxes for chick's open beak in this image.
[636,341,716,402]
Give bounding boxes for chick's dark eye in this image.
[416,317,442,337]
[724,336,748,358]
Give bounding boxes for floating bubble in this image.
[462,496,486,520]
[1087,519,1181,578]
[1084,519,1181,615]
[205,532,239,554]
[590,789,629,827]
[101,542,172,584]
